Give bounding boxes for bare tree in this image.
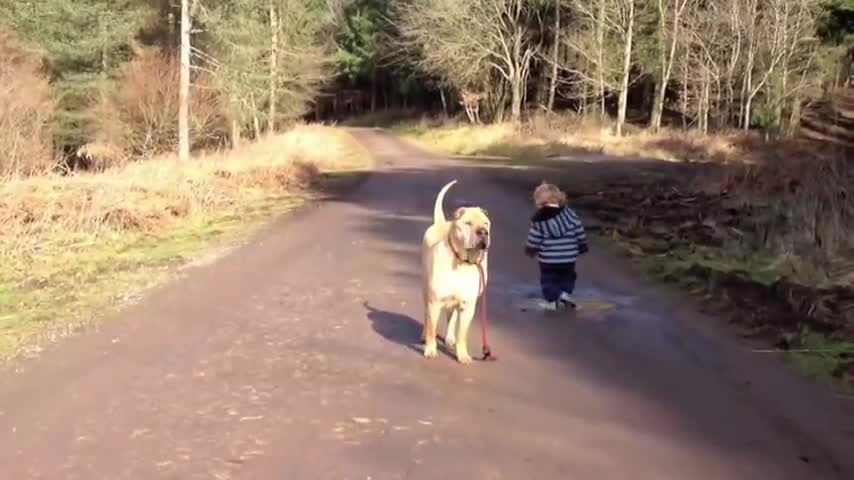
[595,0,607,115]
[740,0,793,130]
[566,0,612,115]
[682,4,724,133]
[546,0,561,112]
[614,0,635,136]
[770,0,821,134]
[397,0,542,124]
[564,0,636,132]
[649,0,691,132]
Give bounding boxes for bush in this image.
[87,47,227,168]
[0,31,56,177]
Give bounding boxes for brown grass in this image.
[0,124,371,358]
[86,47,227,168]
[401,111,839,166]
[0,31,56,178]
[1,124,364,257]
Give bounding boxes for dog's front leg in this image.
[423,301,443,358]
[454,304,477,364]
[445,309,459,348]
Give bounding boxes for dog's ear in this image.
[453,207,466,219]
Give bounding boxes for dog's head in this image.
[449,206,491,261]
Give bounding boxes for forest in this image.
[0,0,852,174]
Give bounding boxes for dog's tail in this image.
[433,180,457,225]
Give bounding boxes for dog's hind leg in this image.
[423,302,443,358]
[454,304,477,364]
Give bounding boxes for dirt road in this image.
[1,130,853,479]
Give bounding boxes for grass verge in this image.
[0,125,372,360]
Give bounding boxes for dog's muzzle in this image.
[476,227,490,249]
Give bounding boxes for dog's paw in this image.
[456,352,473,365]
[423,345,438,358]
[444,335,456,348]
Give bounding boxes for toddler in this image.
[524,182,588,311]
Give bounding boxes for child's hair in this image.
[533,181,567,208]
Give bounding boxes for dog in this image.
[421,180,491,364]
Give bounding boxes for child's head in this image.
[533,181,566,208]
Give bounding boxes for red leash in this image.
[477,264,497,361]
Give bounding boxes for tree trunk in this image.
[580,79,589,114]
[641,76,654,114]
[741,1,758,131]
[650,0,682,132]
[167,9,177,49]
[596,0,606,116]
[440,88,448,117]
[547,0,561,113]
[681,60,689,129]
[699,68,710,133]
[178,0,191,161]
[776,55,789,132]
[370,66,378,112]
[268,0,278,135]
[786,93,802,137]
[231,118,241,149]
[616,0,635,136]
[511,72,523,124]
[743,93,753,131]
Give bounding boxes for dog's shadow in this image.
[363,302,455,358]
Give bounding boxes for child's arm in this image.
[525,223,543,257]
[571,211,588,255]
[575,217,588,255]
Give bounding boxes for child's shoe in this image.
[559,292,577,309]
[536,299,559,311]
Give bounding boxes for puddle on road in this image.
[493,282,637,318]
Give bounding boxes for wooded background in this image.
[1,0,852,174]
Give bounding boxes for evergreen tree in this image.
[1,0,152,148]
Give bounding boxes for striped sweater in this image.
[525,205,588,264]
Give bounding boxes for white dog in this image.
[421,180,490,364]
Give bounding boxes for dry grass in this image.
[398,112,834,166]
[0,31,56,177]
[0,124,371,359]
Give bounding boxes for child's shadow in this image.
[363,302,454,357]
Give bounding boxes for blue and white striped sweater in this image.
[525,206,588,264]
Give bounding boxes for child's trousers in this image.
[539,263,577,302]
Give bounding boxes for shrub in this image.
[88,47,227,168]
[0,31,56,177]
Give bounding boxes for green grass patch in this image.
[0,195,302,359]
[787,331,854,392]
